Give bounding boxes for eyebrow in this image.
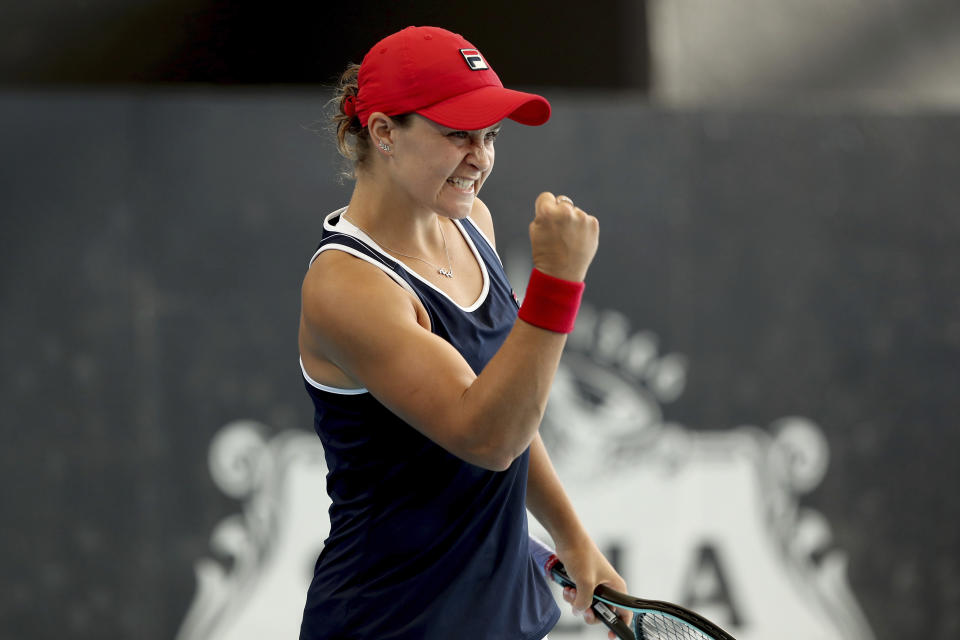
[441,124,502,134]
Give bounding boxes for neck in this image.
[346,172,445,255]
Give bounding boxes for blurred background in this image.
[2,1,959,639]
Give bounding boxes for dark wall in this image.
[0,1,648,88]
[1,90,959,639]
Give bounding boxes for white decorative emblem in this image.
[177,423,329,640]
[460,48,489,70]
[534,304,875,639]
[178,303,876,640]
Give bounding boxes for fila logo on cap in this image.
[459,49,489,70]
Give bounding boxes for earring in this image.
[378,140,391,152]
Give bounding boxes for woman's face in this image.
[389,115,500,219]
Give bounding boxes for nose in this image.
[468,140,491,171]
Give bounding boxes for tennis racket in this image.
[529,536,737,640]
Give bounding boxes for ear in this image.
[367,112,396,152]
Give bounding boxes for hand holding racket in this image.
[529,537,737,640]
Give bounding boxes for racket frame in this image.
[531,537,736,640]
[551,561,736,640]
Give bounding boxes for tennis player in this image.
[298,26,629,639]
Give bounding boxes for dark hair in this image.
[329,63,412,179]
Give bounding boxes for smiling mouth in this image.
[446,177,477,193]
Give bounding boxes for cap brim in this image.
[416,86,551,130]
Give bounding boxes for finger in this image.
[535,191,558,214]
[564,586,594,619]
[572,585,595,615]
[534,191,583,219]
[582,606,598,624]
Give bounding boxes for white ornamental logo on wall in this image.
[535,304,874,639]
[178,303,875,640]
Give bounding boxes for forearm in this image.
[528,434,630,621]
[456,322,568,469]
[454,191,596,468]
[525,433,590,547]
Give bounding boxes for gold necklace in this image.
[343,213,454,278]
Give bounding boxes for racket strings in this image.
[634,611,716,640]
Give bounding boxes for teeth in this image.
[447,177,475,190]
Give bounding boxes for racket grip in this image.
[592,601,635,640]
[531,538,635,640]
[551,568,634,640]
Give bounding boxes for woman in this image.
[298,26,629,639]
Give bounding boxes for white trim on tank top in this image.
[300,206,492,395]
[299,356,367,395]
[319,207,491,312]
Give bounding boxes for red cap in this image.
[352,26,551,130]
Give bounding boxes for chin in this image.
[436,199,476,220]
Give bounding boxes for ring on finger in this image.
[557,195,575,207]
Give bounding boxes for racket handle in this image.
[592,601,635,640]
[550,567,635,640]
[529,538,635,640]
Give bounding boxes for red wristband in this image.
[517,268,585,334]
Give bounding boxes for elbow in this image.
[469,448,518,472]
[482,449,518,472]
[446,402,543,471]
[455,428,529,472]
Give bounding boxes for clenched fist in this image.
[529,192,599,282]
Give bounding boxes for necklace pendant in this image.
[438,268,454,278]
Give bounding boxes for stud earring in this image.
[378,140,391,152]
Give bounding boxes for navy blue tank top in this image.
[299,208,559,640]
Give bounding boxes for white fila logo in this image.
[459,49,489,70]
